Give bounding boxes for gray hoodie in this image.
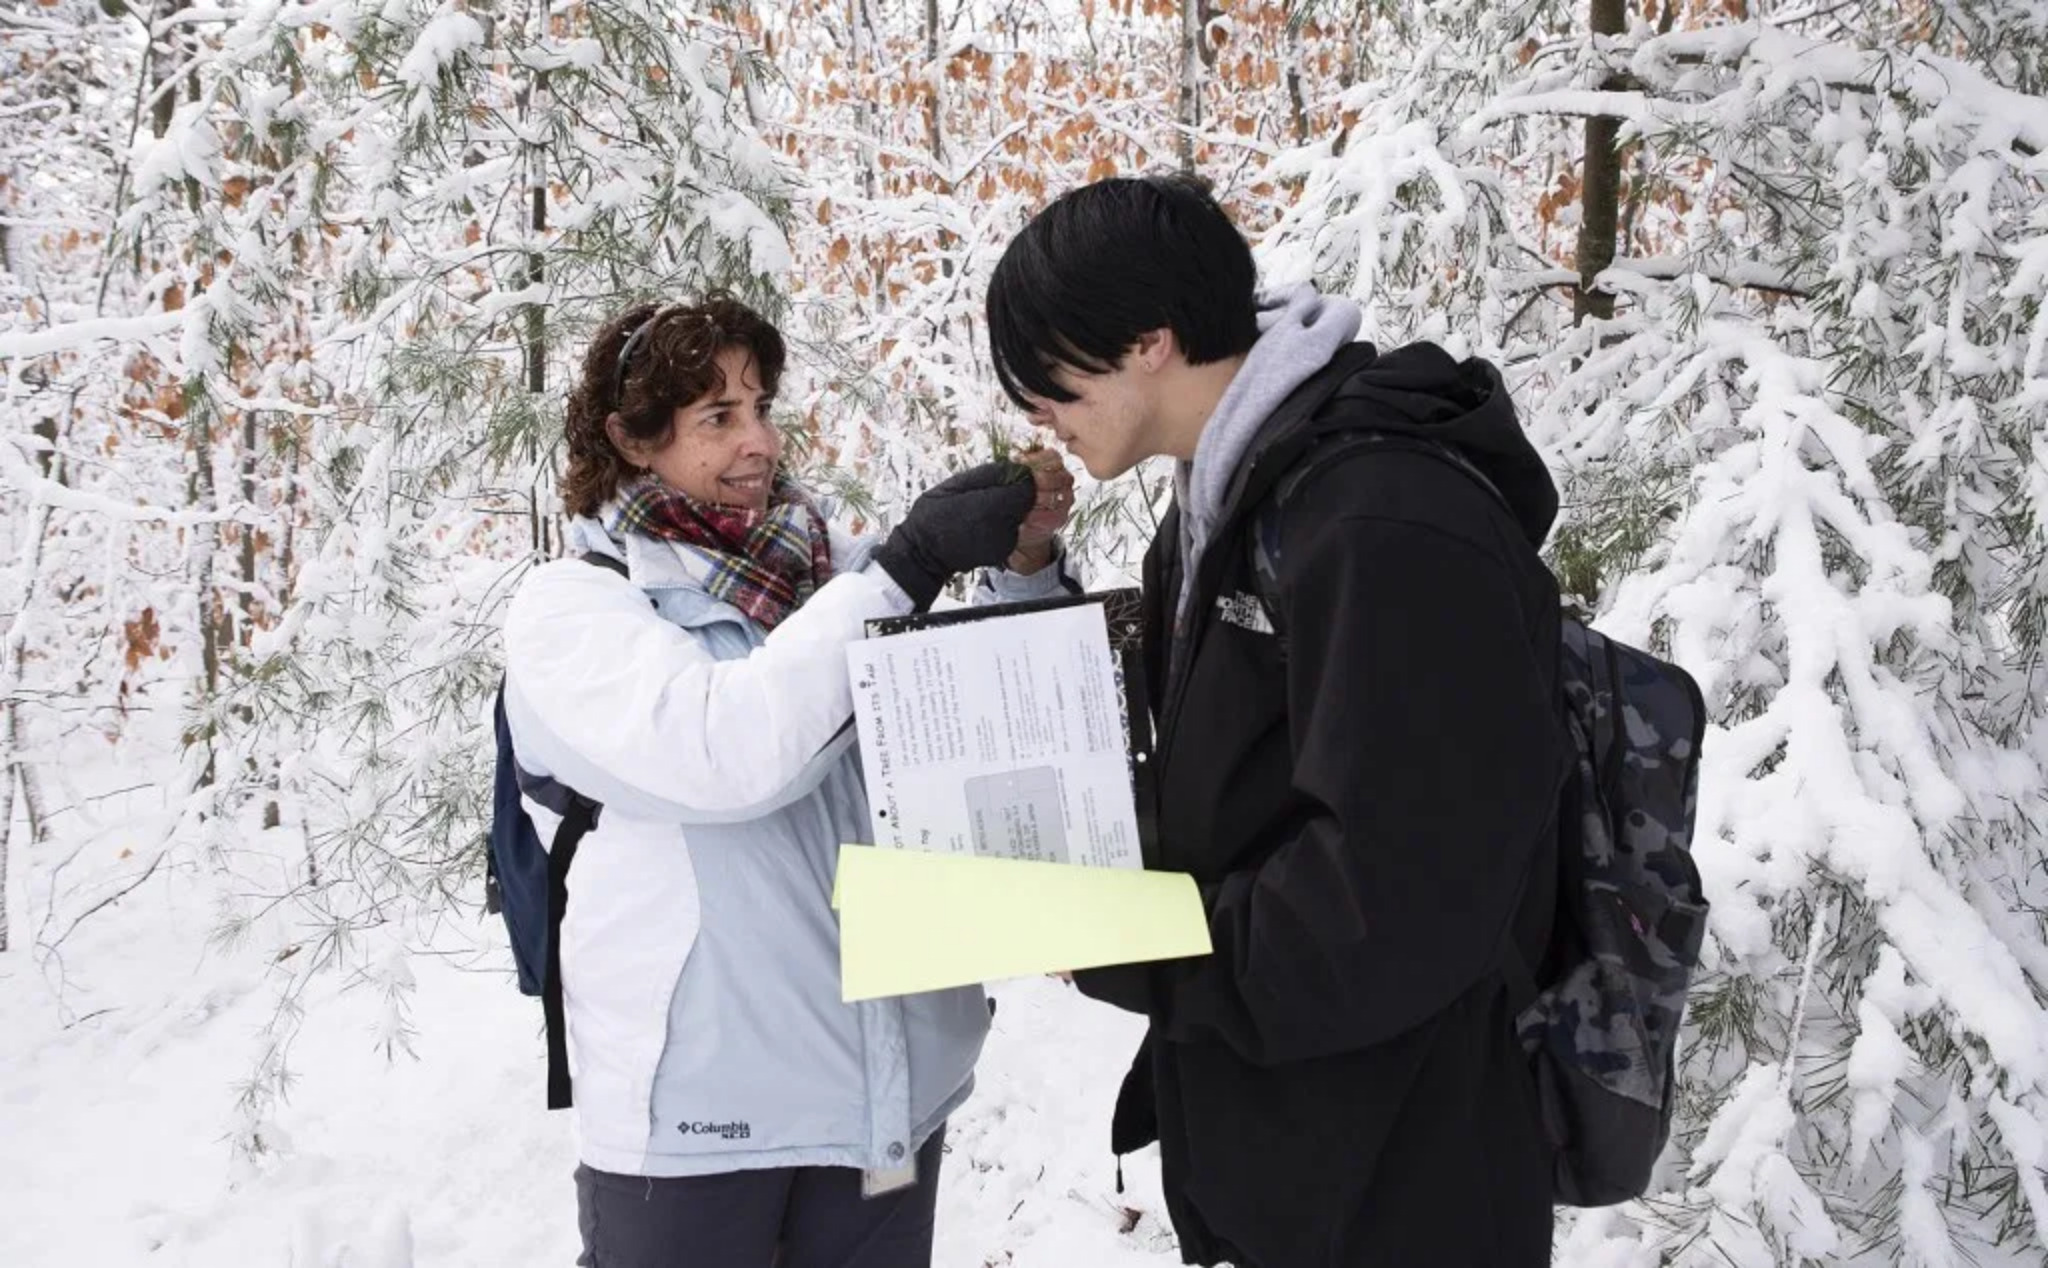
[1175,283,1363,625]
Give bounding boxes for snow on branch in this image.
[0,312,184,361]
[1469,23,2048,159]
[1464,88,1702,132]
[1504,256,1811,299]
[0,440,258,529]
[1605,326,2048,1085]
[1632,25,2048,157]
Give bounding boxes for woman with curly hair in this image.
[502,294,1076,1267]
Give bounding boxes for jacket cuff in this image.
[978,540,1083,603]
[1072,962,1155,1015]
[860,559,919,616]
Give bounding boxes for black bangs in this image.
[986,173,1260,414]
[987,239,1129,410]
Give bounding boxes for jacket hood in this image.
[1236,340,1559,548]
[1176,284,1363,621]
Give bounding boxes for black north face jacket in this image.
[1076,342,1571,1268]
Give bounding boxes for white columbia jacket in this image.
[502,514,1073,1176]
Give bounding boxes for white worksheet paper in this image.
[848,603,1143,869]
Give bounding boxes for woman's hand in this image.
[1009,446,1075,575]
[872,462,1037,610]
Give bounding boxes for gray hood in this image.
[1176,284,1362,623]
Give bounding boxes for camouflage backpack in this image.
[1248,430,1710,1208]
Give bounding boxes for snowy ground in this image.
[0,787,1175,1268]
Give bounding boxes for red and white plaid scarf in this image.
[609,474,836,631]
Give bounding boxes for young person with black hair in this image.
[502,294,1076,1267]
[986,176,1569,1267]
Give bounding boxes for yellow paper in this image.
[835,845,1212,1002]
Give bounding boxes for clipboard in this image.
[862,588,1156,861]
[838,589,1208,999]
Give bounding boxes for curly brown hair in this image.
[560,293,788,517]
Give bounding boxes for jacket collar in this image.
[563,515,745,629]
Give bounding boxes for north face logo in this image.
[1217,591,1275,635]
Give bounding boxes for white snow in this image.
[0,311,184,361]
[395,12,486,91]
[1688,1063,1842,1261]
[128,101,223,202]
[702,190,795,278]
[8,2,2048,1264]
[0,754,1173,1268]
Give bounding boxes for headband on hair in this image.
[609,303,688,412]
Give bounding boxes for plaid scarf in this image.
[609,473,836,631]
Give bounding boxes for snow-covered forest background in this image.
[5,0,2048,1263]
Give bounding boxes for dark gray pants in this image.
[574,1128,946,1268]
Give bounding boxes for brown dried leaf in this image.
[123,607,161,672]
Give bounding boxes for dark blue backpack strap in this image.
[485,685,522,922]
[483,548,626,1106]
[581,549,629,579]
[544,794,599,1110]
[541,550,635,1109]
[488,683,549,993]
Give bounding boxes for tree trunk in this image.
[517,15,554,568]
[1284,19,1309,147]
[1177,0,1203,173]
[237,408,279,827]
[1,705,15,953]
[0,445,60,952]
[190,403,219,789]
[153,0,217,788]
[239,411,259,641]
[1573,0,1627,325]
[1331,7,1362,159]
[268,421,304,834]
[852,0,877,200]
[925,0,943,166]
[525,68,549,396]
[150,0,187,139]
[0,709,47,954]
[0,163,15,286]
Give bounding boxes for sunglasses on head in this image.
[609,303,696,412]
